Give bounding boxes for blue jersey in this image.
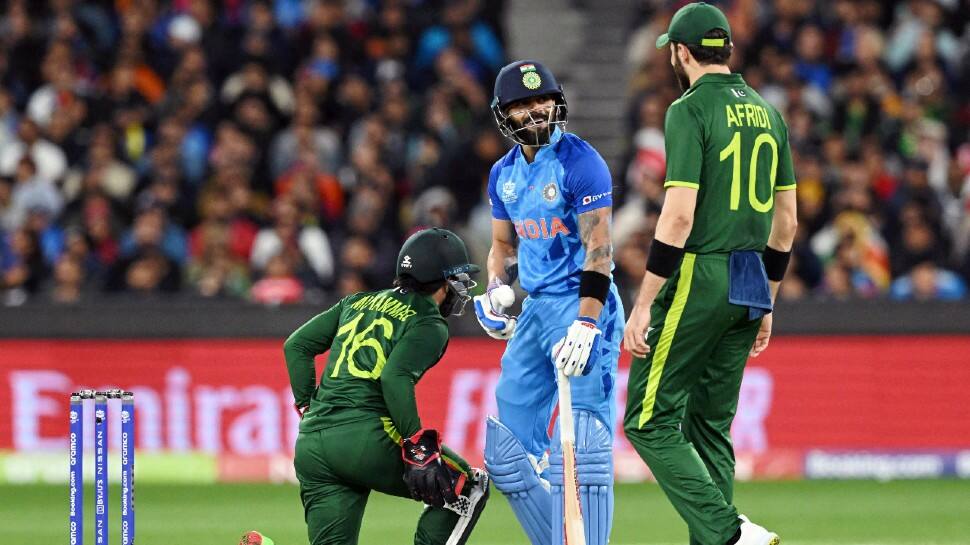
[488,128,613,295]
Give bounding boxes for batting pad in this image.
[549,410,614,545]
[484,416,552,545]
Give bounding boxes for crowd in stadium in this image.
[0,0,967,306]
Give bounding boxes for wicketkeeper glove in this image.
[401,429,465,507]
[473,279,517,340]
[552,317,602,376]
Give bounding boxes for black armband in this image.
[646,239,685,278]
[579,270,611,304]
[762,246,792,282]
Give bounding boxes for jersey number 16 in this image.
[719,131,778,213]
[330,313,394,380]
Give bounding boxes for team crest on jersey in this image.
[542,182,558,202]
[401,255,412,269]
[522,71,542,90]
[501,180,517,203]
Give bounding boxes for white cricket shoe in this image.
[735,515,780,545]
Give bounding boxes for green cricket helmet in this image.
[396,228,480,315]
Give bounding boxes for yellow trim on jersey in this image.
[664,181,700,189]
[442,454,469,477]
[380,416,403,445]
[775,183,797,191]
[638,253,696,428]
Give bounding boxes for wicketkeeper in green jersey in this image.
[284,228,490,545]
[621,3,797,545]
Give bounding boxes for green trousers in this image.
[294,418,472,545]
[623,253,761,545]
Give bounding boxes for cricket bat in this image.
[556,370,586,545]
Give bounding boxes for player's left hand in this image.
[552,317,601,376]
[749,313,772,357]
[624,304,652,358]
[293,403,309,420]
[401,429,462,507]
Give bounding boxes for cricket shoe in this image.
[734,515,779,545]
[443,468,490,545]
[238,530,275,545]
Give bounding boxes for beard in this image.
[672,54,691,92]
[510,108,554,146]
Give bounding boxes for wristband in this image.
[646,239,685,278]
[762,246,791,282]
[579,270,610,304]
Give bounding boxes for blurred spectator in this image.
[119,206,187,266]
[1,227,47,305]
[0,119,67,183]
[3,156,63,231]
[186,221,251,299]
[413,1,505,80]
[48,255,86,304]
[61,126,137,203]
[251,254,304,305]
[106,206,182,294]
[250,195,334,288]
[890,261,967,301]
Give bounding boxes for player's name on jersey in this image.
[350,293,419,321]
[725,103,772,130]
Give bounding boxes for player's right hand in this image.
[473,280,517,340]
[749,313,772,357]
[624,303,652,358]
[401,429,463,508]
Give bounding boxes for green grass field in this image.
[3,480,968,544]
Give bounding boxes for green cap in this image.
[397,228,480,283]
[656,2,732,49]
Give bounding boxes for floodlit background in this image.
[1,0,969,543]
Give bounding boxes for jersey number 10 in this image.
[719,131,778,213]
[330,313,395,380]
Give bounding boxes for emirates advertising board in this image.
[2,337,970,484]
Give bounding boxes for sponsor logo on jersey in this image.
[581,191,610,206]
[501,180,517,203]
[542,182,558,202]
[513,217,571,240]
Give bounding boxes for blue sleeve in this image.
[487,162,511,220]
[564,148,613,214]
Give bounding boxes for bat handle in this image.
[557,370,576,444]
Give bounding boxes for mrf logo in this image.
[514,217,570,240]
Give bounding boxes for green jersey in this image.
[663,73,796,253]
[284,288,448,439]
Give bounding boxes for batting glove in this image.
[401,429,464,508]
[473,280,517,340]
[552,317,602,376]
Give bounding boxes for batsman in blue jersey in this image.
[473,60,625,545]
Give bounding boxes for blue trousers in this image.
[495,285,625,457]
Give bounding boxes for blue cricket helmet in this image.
[491,60,568,146]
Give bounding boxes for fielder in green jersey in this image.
[284,228,489,545]
[622,4,798,545]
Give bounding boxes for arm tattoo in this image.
[579,209,612,275]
